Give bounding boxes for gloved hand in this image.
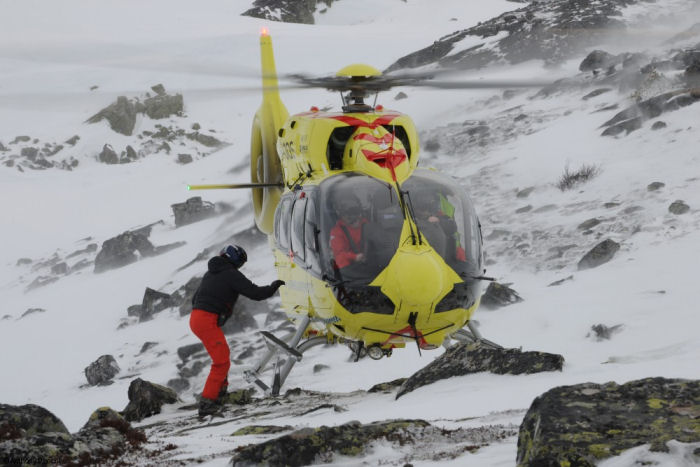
[217,310,232,327]
[270,279,285,290]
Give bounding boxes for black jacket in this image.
[192,256,279,324]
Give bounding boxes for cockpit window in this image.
[319,173,402,284]
[318,170,482,285]
[403,169,482,277]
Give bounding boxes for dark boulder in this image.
[143,93,183,119]
[221,304,260,335]
[84,354,120,386]
[669,200,690,215]
[98,144,119,164]
[129,287,177,322]
[577,218,601,230]
[65,135,80,146]
[647,181,665,191]
[121,378,178,422]
[167,378,190,394]
[480,282,523,309]
[177,153,193,164]
[177,343,206,362]
[368,378,407,393]
[396,343,564,399]
[516,378,700,466]
[579,49,616,73]
[94,230,155,273]
[172,276,201,316]
[587,323,623,341]
[220,389,254,406]
[232,424,293,436]
[171,196,216,227]
[186,131,224,148]
[577,239,620,270]
[231,419,431,465]
[0,403,69,438]
[0,404,130,466]
[86,96,138,136]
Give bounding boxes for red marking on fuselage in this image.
[330,114,400,129]
[353,132,394,144]
[361,148,407,181]
[381,325,430,348]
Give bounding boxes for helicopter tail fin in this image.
[251,29,288,234]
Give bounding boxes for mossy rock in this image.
[0,403,69,437]
[221,389,254,406]
[231,419,430,465]
[231,424,293,436]
[516,377,700,466]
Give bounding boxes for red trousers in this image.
[189,309,230,400]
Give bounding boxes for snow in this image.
[1,0,699,465]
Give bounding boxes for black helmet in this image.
[220,244,247,268]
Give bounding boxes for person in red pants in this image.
[190,244,284,417]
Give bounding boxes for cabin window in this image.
[290,196,306,261]
[276,196,293,251]
[304,194,322,274]
[326,126,356,170]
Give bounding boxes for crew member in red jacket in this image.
[190,244,284,417]
[329,197,368,270]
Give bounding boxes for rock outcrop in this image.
[516,377,700,466]
[231,418,516,466]
[94,230,155,273]
[396,343,564,399]
[0,404,145,465]
[84,354,121,386]
[241,0,336,24]
[86,87,183,136]
[121,378,178,422]
[171,196,216,227]
[386,0,642,72]
[577,239,620,270]
[94,226,184,273]
[480,282,523,309]
[127,287,178,322]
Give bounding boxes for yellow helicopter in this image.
[189,29,506,395]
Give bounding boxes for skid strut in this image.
[448,321,503,349]
[244,315,328,396]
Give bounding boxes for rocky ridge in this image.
[0,84,228,172]
[242,0,337,24]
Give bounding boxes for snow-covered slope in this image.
[1,0,699,465]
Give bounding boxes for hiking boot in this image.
[217,382,229,402]
[198,398,222,417]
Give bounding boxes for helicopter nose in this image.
[394,250,445,305]
[372,243,458,309]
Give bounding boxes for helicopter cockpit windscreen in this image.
[319,173,402,284]
[318,170,482,285]
[402,169,483,278]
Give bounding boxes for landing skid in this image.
[244,315,328,396]
[447,321,503,350]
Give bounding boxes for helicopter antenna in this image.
[372,92,378,110]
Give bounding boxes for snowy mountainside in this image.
[1,0,699,465]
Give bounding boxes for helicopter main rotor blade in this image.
[187,182,284,190]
